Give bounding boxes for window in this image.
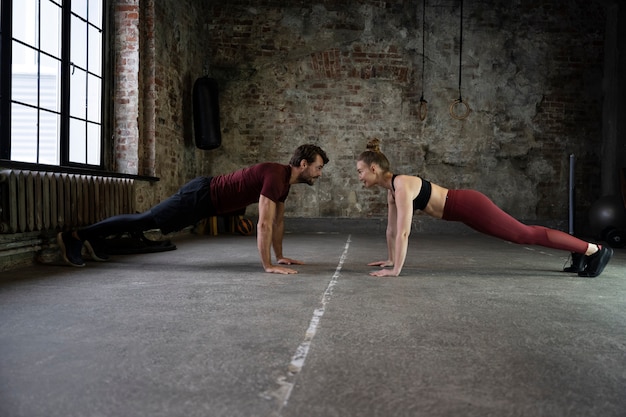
[0,0,105,168]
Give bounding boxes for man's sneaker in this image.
[57,232,85,267]
[84,239,110,262]
[563,252,585,273]
[578,246,613,278]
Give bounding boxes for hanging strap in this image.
[418,0,428,121]
[450,0,470,120]
[457,0,463,101]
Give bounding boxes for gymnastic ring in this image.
[418,99,428,121]
[449,99,471,120]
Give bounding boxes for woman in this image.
[356,139,613,278]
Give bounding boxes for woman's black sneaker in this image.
[563,252,585,273]
[57,232,85,267]
[578,246,613,278]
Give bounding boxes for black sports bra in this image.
[391,174,432,211]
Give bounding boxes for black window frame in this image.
[0,0,107,170]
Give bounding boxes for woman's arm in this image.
[385,190,398,264]
[368,190,396,268]
[370,185,413,277]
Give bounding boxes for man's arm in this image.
[273,201,304,266]
[257,195,298,274]
[271,201,285,260]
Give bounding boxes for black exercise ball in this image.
[588,195,626,236]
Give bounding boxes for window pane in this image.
[70,67,87,119]
[72,1,87,20]
[12,42,38,107]
[11,103,38,163]
[70,14,87,70]
[88,25,102,76]
[12,0,37,45]
[87,74,101,123]
[11,38,37,67]
[89,0,103,28]
[40,0,62,57]
[87,123,101,165]
[40,54,61,112]
[69,118,86,163]
[39,110,60,165]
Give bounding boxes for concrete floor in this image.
[0,229,625,417]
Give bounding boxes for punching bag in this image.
[193,77,222,150]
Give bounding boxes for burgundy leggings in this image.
[442,189,588,254]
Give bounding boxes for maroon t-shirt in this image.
[210,162,291,213]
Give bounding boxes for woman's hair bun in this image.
[366,138,381,153]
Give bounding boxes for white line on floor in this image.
[262,235,351,415]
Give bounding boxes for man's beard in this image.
[297,173,316,186]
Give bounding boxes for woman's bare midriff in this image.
[422,183,449,219]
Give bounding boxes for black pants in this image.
[77,176,215,241]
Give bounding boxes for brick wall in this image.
[525,1,605,223]
[125,0,607,229]
[113,0,140,175]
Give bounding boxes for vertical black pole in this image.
[0,0,13,159]
[59,0,71,165]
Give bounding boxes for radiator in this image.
[0,170,135,234]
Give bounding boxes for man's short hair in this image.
[289,144,329,166]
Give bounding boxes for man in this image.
[57,144,329,274]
